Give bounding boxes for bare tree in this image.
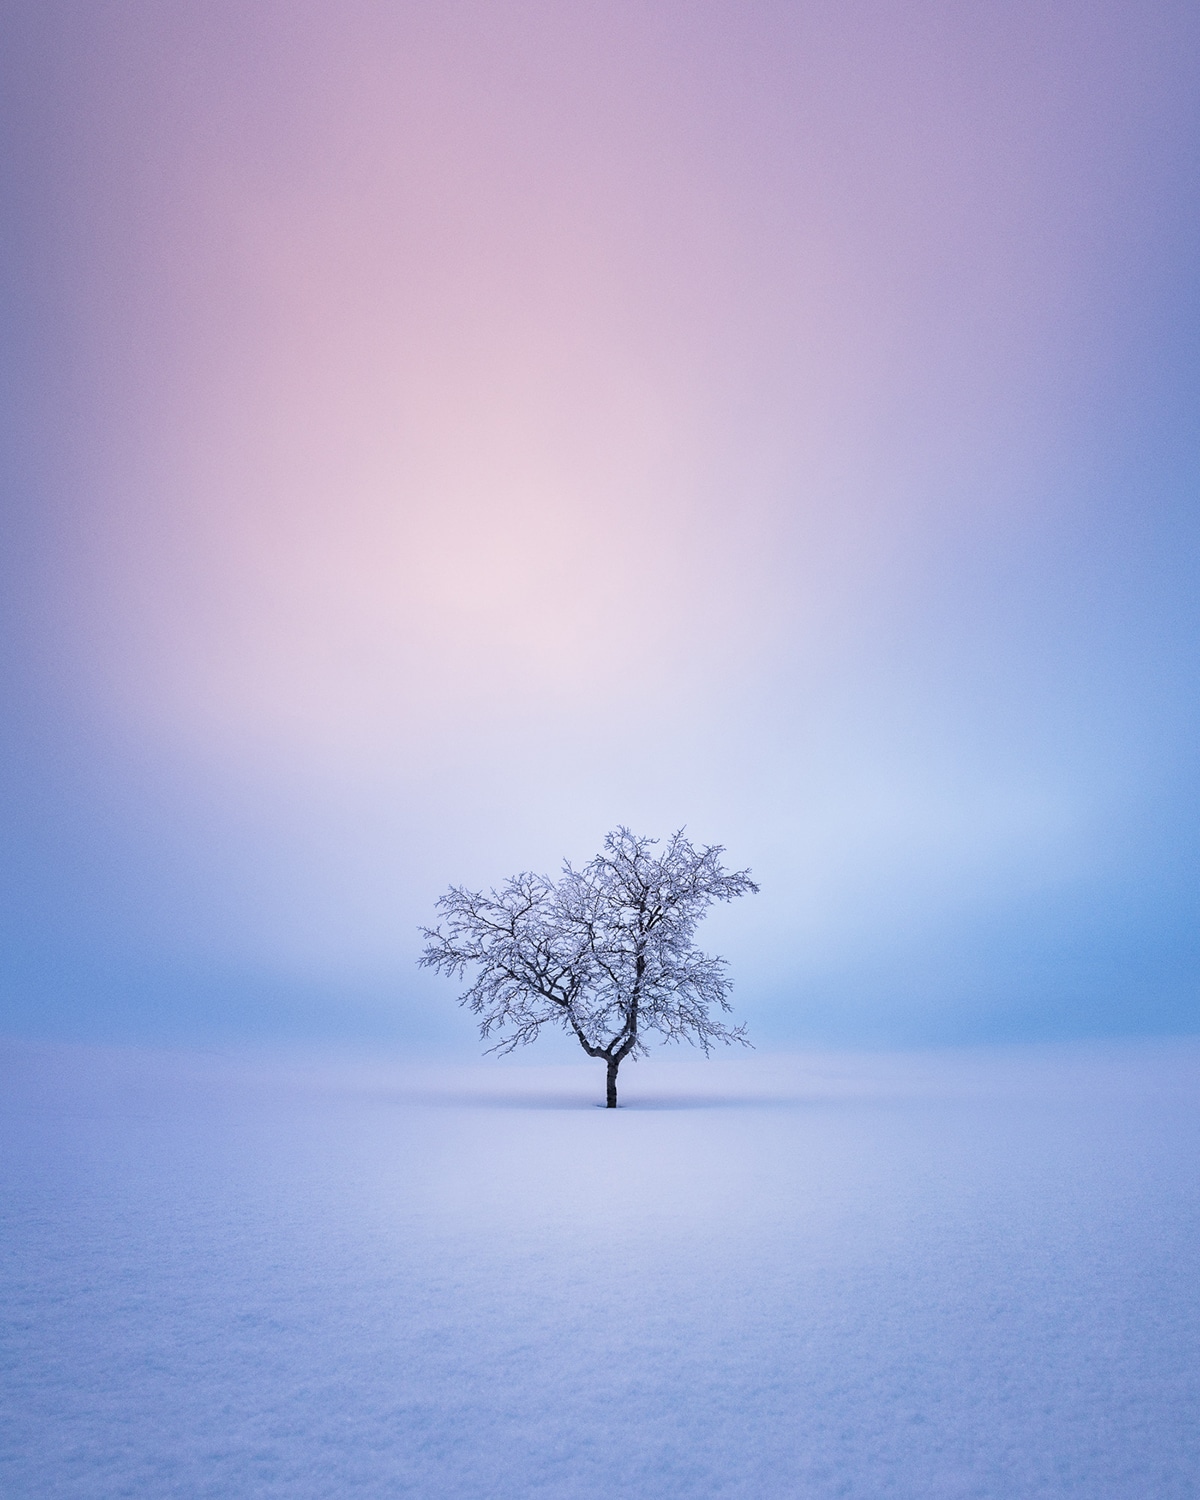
[419,828,758,1106]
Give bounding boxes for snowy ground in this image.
[2,1038,1198,1499]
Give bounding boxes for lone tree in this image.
[419,828,758,1107]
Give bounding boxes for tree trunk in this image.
[605,1057,619,1108]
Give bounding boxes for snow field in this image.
[2,1041,1198,1498]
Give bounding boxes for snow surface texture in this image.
[2,1040,1198,1499]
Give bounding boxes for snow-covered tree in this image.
[419,828,758,1107]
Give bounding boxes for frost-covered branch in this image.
[418,828,758,1103]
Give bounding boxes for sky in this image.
[1,0,1198,1047]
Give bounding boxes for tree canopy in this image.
[419,828,758,1105]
